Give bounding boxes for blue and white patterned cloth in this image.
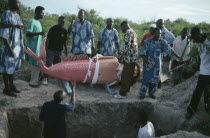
[98,28,119,56]
[161,27,175,44]
[139,37,173,96]
[0,10,24,74]
[70,20,94,54]
[140,37,173,83]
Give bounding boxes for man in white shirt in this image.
[185,27,210,119]
[171,28,191,85]
[137,110,155,138]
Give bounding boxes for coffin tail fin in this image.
[24,37,47,61]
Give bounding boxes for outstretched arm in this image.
[91,37,95,55]
[0,22,14,28]
[0,22,25,30]
[26,32,46,37]
[64,81,76,112]
[68,17,76,34]
[172,49,183,61]
[70,81,76,103]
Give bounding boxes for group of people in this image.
[0,0,210,137]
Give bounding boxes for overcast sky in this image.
[20,0,210,24]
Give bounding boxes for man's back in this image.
[39,101,67,138]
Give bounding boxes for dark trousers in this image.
[46,50,62,67]
[44,50,62,78]
[119,63,135,96]
[187,75,210,113]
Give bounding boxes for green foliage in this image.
[0,0,7,14]
[1,3,210,47]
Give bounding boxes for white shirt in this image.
[172,36,191,61]
[199,39,210,75]
[137,122,155,138]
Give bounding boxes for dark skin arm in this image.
[68,17,76,34]
[2,38,15,57]
[172,50,183,61]
[0,22,14,28]
[91,37,95,55]
[116,42,119,55]
[0,22,26,30]
[64,41,67,56]
[70,81,76,103]
[26,32,46,37]
[97,41,102,53]
[64,31,68,56]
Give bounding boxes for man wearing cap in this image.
[39,82,76,138]
[140,24,156,46]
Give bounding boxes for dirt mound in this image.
[0,73,209,138]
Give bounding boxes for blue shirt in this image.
[161,27,175,44]
[98,28,119,56]
[140,38,173,83]
[70,20,94,54]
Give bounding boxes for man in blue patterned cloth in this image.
[156,19,175,45]
[97,18,119,95]
[0,0,25,97]
[156,19,175,88]
[68,9,95,56]
[97,18,119,56]
[139,28,182,99]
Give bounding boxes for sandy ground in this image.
[0,75,172,111]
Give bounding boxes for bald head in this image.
[78,9,85,21]
[106,18,114,29]
[156,19,164,29]
[8,0,20,11]
[191,27,203,43]
[121,21,130,33]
